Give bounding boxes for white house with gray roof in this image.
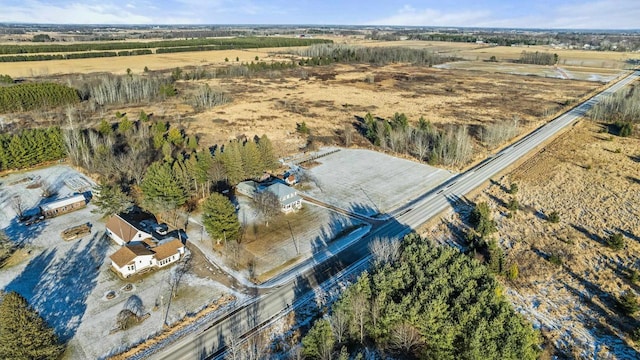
[266,183,302,213]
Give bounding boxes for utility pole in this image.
[288,220,299,254]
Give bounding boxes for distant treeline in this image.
[0,82,79,112]
[0,36,332,55]
[408,33,545,46]
[0,127,65,171]
[294,44,453,66]
[517,51,558,65]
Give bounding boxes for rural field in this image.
[423,118,640,358]
[179,62,602,157]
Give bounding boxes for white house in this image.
[109,244,156,278]
[105,214,153,246]
[109,238,185,278]
[266,183,302,213]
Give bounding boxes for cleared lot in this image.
[0,165,232,359]
[302,148,455,216]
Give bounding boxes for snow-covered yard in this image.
[0,165,234,359]
[301,148,455,216]
[188,202,367,282]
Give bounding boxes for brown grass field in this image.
[172,63,600,159]
[424,117,640,358]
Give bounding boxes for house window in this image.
[128,265,135,271]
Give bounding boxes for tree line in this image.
[0,127,66,171]
[590,84,639,137]
[302,233,541,359]
[0,82,79,112]
[360,112,473,166]
[0,36,331,55]
[72,73,173,106]
[518,51,558,65]
[293,44,453,66]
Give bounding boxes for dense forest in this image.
[0,127,66,171]
[293,44,453,66]
[0,82,79,112]
[302,233,541,359]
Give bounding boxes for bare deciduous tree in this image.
[11,195,25,218]
[369,237,401,266]
[330,307,349,344]
[390,322,423,353]
[254,190,281,227]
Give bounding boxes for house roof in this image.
[40,194,86,212]
[236,181,258,197]
[153,238,184,261]
[106,215,149,243]
[109,244,155,268]
[266,183,297,199]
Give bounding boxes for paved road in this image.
[151,70,639,360]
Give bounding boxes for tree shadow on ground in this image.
[626,176,640,185]
[4,232,110,342]
[628,154,640,163]
[528,248,640,358]
[489,179,509,193]
[570,224,607,246]
[486,192,508,209]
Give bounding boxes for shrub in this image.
[509,183,519,194]
[628,269,639,284]
[606,233,625,251]
[548,253,562,266]
[297,121,311,135]
[508,198,519,212]
[507,263,519,280]
[630,328,640,342]
[547,211,560,223]
[619,291,639,316]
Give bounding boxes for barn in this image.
[40,194,87,218]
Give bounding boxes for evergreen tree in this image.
[219,141,244,185]
[167,127,183,146]
[92,180,132,217]
[471,202,497,239]
[118,116,134,135]
[187,135,198,152]
[0,291,64,360]
[98,119,112,136]
[241,140,262,179]
[302,319,335,360]
[202,193,240,245]
[305,233,541,360]
[257,135,278,171]
[140,161,188,212]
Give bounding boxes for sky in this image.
[1,0,638,29]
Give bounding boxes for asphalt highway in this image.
[151,70,639,360]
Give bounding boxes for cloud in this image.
[368,1,640,29]
[0,1,153,24]
[367,5,492,27]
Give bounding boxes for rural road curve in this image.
[150,70,640,360]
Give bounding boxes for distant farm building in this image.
[40,194,87,218]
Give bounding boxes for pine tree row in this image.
[0,127,66,171]
[0,82,79,112]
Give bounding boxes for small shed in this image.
[40,194,87,218]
